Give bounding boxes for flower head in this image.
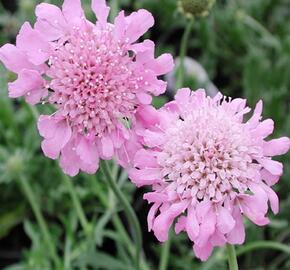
[0,0,174,176]
[178,0,216,17]
[129,88,290,261]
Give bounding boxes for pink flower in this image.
[129,88,290,261]
[0,0,174,176]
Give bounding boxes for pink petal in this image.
[16,22,50,65]
[144,192,168,203]
[216,206,235,234]
[239,195,269,226]
[143,130,165,147]
[131,39,154,56]
[248,183,269,214]
[247,100,263,129]
[38,115,57,138]
[80,158,100,174]
[110,127,125,148]
[186,205,199,241]
[8,69,44,104]
[261,183,279,214]
[60,140,81,176]
[92,0,110,25]
[227,206,245,245]
[263,137,290,156]
[149,79,167,96]
[210,231,226,246]
[136,105,159,128]
[25,87,48,105]
[174,88,191,105]
[251,119,274,138]
[195,206,216,247]
[114,11,126,39]
[260,158,283,176]
[175,216,186,234]
[229,98,247,114]
[129,168,161,187]
[147,203,160,231]
[196,200,212,222]
[136,92,152,105]
[193,243,214,262]
[153,201,188,242]
[76,136,99,166]
[125,9,154,43]
[116,133,141,168]
[62,0,84,22]
[101,136,114,158]
[0,44,34,73]
[133,149,158,168]
[39,117,72,159]
[260,169,279,186]
[35,3,67,41]
[149,53,174,76]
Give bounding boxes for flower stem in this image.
[18,175,61,268]
[62,175,91,236]
[176,17,194,89]
[100,160,142,270]
[90,174,149,270]
[236,241,290,257]
[158,237,171,270]
[226,244,239,270]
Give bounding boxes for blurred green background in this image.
[0,0,289,269]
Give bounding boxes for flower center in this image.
[47,26,141,137]
[157,105,258,203]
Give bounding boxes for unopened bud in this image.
[178,0,216,17]
[5,152,25,178]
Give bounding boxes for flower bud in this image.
[178,0,215,17]
[5,151,25,178]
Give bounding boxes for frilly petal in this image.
[8,69,45,104]
[124,9,154,43]
[0,44,35,73]
[263,137,290,156]
[38,116,72,159]
[152,201,188,242]
[193,242,214,262]
[62,0,85,23]
[35,3,67,41]
[92,0,110,26]
[16,22,51,65]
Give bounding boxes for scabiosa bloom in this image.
[129,88,290,261]
[0,0,174,176]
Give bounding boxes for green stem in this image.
[158,237,171,270]
[176,18,194,89]
[226,244,239,270]
[18,176,60,268]
[62,175,91,236]
[90,174,149,270]
[236,241,290,257]
[100,161,142,270]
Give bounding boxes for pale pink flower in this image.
[129,88,290,261]
[0,0,174,176]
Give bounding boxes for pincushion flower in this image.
[0,0,173,176]
[129,88,290,261]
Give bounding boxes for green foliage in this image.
[0,0,289,269]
